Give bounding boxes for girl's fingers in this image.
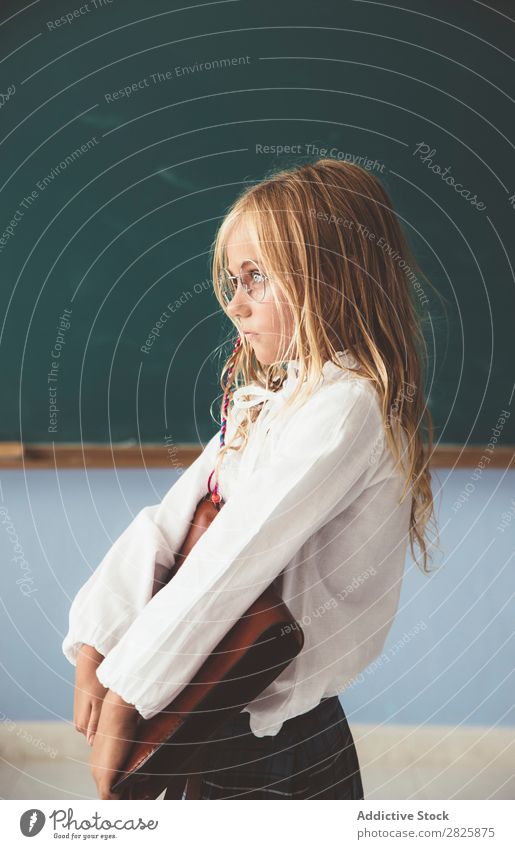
[87,702,102,745]
[93,772,121,800]
[74,703,91,736]
[100,790,120,800]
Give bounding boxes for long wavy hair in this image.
[209,158,439,574]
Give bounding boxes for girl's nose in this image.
[226,284,252,318]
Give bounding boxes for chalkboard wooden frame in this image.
[0,443,512,469]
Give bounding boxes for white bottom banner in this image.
[3,799,513,848]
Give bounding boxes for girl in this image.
[63,158,437,800]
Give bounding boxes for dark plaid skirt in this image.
[186,696,364,800]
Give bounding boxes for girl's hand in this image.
[74,644,108,746]
[90,689,140,800]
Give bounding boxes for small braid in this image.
[207,334,243,506]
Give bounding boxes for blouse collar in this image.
[231,349,359,412]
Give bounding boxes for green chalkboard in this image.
[1,0,514,445]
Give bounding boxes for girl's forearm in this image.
[77,643,104,665]
[100,689,139,726]
[90,690,140,799]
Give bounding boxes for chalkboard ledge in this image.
[0,443,513,469]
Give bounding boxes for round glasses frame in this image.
[218,259,269,305]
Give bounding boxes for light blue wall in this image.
[1,465,513,727]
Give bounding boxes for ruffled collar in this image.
[231,349,359,413]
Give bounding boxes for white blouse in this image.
[62,350,412,737]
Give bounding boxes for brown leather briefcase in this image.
[111,492,304,800]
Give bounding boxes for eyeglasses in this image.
[218,259,269,304]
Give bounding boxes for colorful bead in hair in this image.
[207,334,243,506]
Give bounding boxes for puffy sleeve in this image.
[61,431,221,665]
[95,381,385,719]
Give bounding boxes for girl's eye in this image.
[241,267,262,287]
[244,267,267,302]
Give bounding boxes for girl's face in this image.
[224,222,295,366]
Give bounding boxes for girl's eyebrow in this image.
[227,259,260,275]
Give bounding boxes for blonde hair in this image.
[209,158,439,574]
